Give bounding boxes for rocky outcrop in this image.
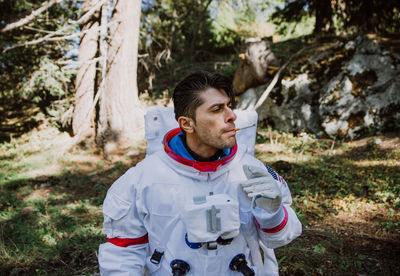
[237,36,400,139]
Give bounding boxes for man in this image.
[98,71,302,275]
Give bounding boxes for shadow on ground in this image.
[0,100,42,143]
[1,140,399,275]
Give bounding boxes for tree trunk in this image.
[188,0,213,60]
[314,0,334,34]
[97,0,144,154]
[360,0,375,33]
[233,38,280,95]
[72,0,99,139]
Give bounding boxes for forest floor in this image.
[0,118,398,276]
[255,129,400,275]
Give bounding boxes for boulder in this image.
[237,74,321,134]
[237,36,400,139]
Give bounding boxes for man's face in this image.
[192,88,237,151]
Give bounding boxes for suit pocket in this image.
[103,191,131,220]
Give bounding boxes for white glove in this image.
[241,165,282,213]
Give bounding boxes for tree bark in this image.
[314,0,334,34]
[97,0,144,154]
[233,38,280,95]
[72,0,100,139]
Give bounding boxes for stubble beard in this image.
[198,128,236,150]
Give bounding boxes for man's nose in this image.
[226,107,237,123]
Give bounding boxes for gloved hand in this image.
[240,165,282,213]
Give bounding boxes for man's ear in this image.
[178,116,195,133]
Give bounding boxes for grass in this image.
[0,125,143,275]
[255,129,400,275]
[0,123,399,275]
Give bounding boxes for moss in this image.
[270,85,285,106]
[327,53,346,77]
[309,81,321,91]
[311,92,320,106]
[283,73,299,81]
[324,83,342,106]
[310,45,355,90]
[287,86,297,102]
[381,103,400,124]
[350,70,378,98]
[348,111,365,129]
[327,114,340,123]
[330,90,341,105]
[336,128,348,139]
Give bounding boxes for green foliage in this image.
[271,0,312,35]
[255,128,400,222]
[334,0,400,35]
[209,2,242,49]
[0,0,78,127]
[20,56,75,128]
[138,0,275,94]
[313,243,326,254]
[274,14,314,41]
[209,0,262,49]
[21,57,75,104]
[271,0,400,36]
[140,0,218,60]
[0,128,128,274]
[139,0,219,93]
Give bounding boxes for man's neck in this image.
[181,133,221,161]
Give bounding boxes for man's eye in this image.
[212,106,223,112]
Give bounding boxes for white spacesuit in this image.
[98,114,302,275]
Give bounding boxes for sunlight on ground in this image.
[255,143,315,163]
[1,124,399,275]
[255,130,400,245]
[353,160,400,167]
[316,195,399,241]
[23,187,50,201]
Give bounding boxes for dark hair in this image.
[173,71,235,121]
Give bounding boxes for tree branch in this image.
[3,25,90,53]
[254,44,319,110]
[2,1,113,53]
[76,0,106,26]
[56,56,105,66]
[23,25,68,35]
[1,0,62,33]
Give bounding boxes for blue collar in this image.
[169,132,231,161]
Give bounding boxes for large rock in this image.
[237,36,400,139]
[237,74,322,134]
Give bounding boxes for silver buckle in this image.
[206,241,218,250]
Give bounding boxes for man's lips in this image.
[224,128,236,135]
